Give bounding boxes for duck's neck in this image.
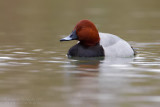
[79,41,100,47]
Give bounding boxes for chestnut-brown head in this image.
[60,20,100,46]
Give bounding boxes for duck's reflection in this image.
[64,57,104,77]
[62,57,134,107]
[65,57,134,74]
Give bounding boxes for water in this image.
[0,0,160,107]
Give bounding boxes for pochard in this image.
[60,20,136,57]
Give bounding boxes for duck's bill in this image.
[60,35,73,41]
[60,30,78,42]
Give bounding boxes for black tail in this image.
[131,46,137,56]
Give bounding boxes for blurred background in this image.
[0,0,160,107]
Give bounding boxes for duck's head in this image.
[60,20,100,46]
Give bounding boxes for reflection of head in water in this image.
[65,57,134,77]
[69,57,104,73]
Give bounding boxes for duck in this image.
[60,19,136,57]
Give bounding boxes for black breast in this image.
[67,43,104,57]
